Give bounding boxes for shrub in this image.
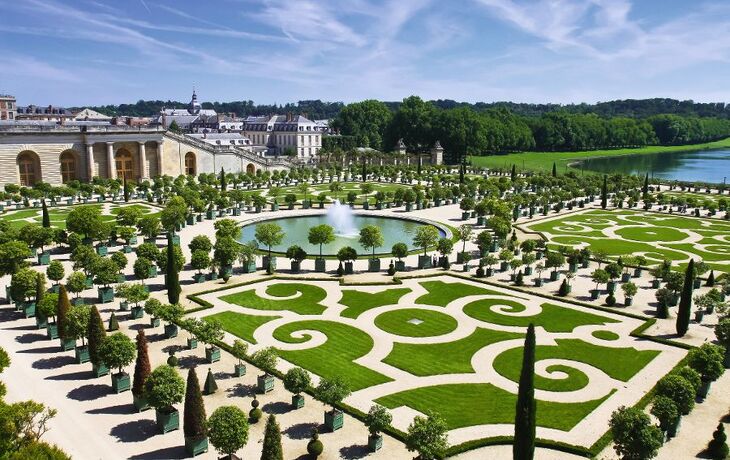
[307,429,323,457]
[609,406,663,460]
[98,333,136,374]
[145,365,185,411]
[183,368,207,439]
[365,405,392,437]
[688,343,726,382]
[708,423,729,460]
[405,411,449,460]
[656,374,695,414]
[650,395,679,432]
[283,367,311,396]
[207,406,249,457]
[261,414,283,460]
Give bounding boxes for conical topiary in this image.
[676,259,694,336]
[57,285,71,340]
[132,329,151,397]
[558,279,569,296]
[260,414,283,460]
[203,368,218,395]
[108,312,119,331]
[307,428,323,458]
[42,199,50,228]
[184,367,207,440]
[514,324,536,460]
[707,270,715,287]
[708,423,729,459]
[87,305,106,366]
[166,234,181,304]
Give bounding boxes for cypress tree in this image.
[184,367,207,440]
[166,233,181,304]
[676,259,694,336]
[601,175,608,209]
[514,323,536,460]
[551,162,557,177]
[261,414,284,460]
[708,423,729,459]
[108,312,119,331]
[57,285,71,340]
[132,329,151,397]
[123,175,129,203]
[35,272,46,304]
[41,199,50,228]
[220,167,227,191]
[362,160,367,182]
[643,173,649,196]
[87,305,106,367]
[459,157,465,184]
[511,164,517,182]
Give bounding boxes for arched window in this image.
[246,163,256,175]
[184,152,196,176]
[17,151,40,186]
[115,149,134,180]
[60,151,76,183]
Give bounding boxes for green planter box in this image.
[651,279,661,289]
[697,379,712,400]
[187,338,198,350]
[155,408,180,434]
[208,272,218,281]
[206,346,221,364]
[92,362,109,378]
[75,345,90,364]
[84,277,93,288]
[344,261,354,274]
[324,409,344,432]
[418,255,432,269]
[290,261,301,273]
[111,372,131,393]
[37,252,50,266]
[314,258,326,273]
[186,215,195,225]
[171,235,180,246]
[368,434,383,452]
[164,324,178,338]
[257,374,275,394]
[206,210,215,220]
[395,261,406,271]
[550,271,559,281]
[98,287,114,303]
[262,256,277,272]
[46,323,58,339]
[96,245,108,256]
[119,301,129,311]
[193,273,207,284]
[242,261,257,273]
[625,297,634,307]
[71,297,85,306]
[131,306,144,319]
[48,284,60,294]
[590,290,600,300]
[148,266,158,278]
[234,364,246,377]
[22,301,36,318]
[60,337,75,351]
[133,393,151,412]
[292,394,305,409]
[368,258,381,273]
[185,436,208,457]
[35,314,48,330]
[117,274,126,283]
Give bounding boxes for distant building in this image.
[242,113,322,159]
[152,90,218,131]
[0,95,16,121]
[16,104,74,122]
[73,108,112,122]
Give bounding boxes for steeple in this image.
[188,87,201,115]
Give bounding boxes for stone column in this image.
[156,141,164,177]
[106,142,116,179]
[138,141,148,179]
[86,143,95,180]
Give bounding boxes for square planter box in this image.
[23,301,36,318]
[148,267,158,278]
[550,271,559,281]
[590,290,600,300]
[234,364,246,377]
[241,261,257,273]
[92,362,109,378]
[171,235,180,246]
[155,408,180,434]
[186,216,195,225]
[196,214,203,223]
[206,346,221,363]
[117,274,126,283]
[60,337,75,351]
[119,301,129,311]
[96,245,108,256]
[368,258,381,272]
[324,409,344,432]
[123,245,132,254]
[368,434,383,452]
[75,345,90,364]
[417,255,432,269]
[71,297,85,307]
[133,393,151,412]
[262,256,277,272]
[651,279,661,289]
[84,277,93,288]
[98,287,114,303]
[257,374,275,394]
[290,261,301,273]
[164,324,178,338]
[131,306,144,319]
[394,260,406,271]
[314,258,326,272]
[187,338,198,350]
[344,261,354,274]
[621,273,631,283]
[35,314,48,330]
[46,323,59,340]
[37,252,50,266]
[534,278,543,287]
[112,372,131,393]
[185,436,208,457]
[208,272,218,281]
[292,394,305,409]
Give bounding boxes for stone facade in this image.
[0,95,16,121]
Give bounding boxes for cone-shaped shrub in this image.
[708,423,729,459]
[184,367,207,439]
[558,279,569,296]
[42,199,50,228]
[203,368,218,395]
[166,234,181,304]
[676,259,694,336]
[132,329,151,397]
[601,175,608,209]
[707,270,715,287]
[261,414,283,460]
[57,285,71,340]
[514,323,536,460]
[87,305,106,366]
[108,312,119,331]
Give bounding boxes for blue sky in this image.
[1,0,729,107]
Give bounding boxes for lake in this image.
[576,149,730,184]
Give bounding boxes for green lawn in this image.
[376,383,612,431]
[468,137,730,172]
[272,320,392,391]
[220,283,328,315]
[463,300,618,332]
[339,287,411,319]
[415,280,506,307]
[383,328,523,376]
[204,311,280,344]
[374,308,458,337]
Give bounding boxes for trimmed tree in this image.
[41,199,51,228]
[166,234,181,304]
[87,305,106,369]
[57,285,71,341]
[601,174,608,209]
[676,259,694,336]
[184,368,208,446]
[132,329,151,402]
[609,406,663,460]
[283,367,311,409]
[404,411,449,460]
[708,423,729,460]
[98,332,136,375]
[514,323,536,460]
[208,406,249,459]
[308,224,335,260]
[260,414,284,460]
[359,225,384,260]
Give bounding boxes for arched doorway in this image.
[246,163,256,175]
[59,150,77,183]
[17,151,41,186]
[115,149,135,180]
[184,152,196,176]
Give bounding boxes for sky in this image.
[2,0,730,107]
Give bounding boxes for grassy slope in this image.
[468,137,730,172]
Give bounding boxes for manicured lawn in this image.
[383,328,523,376]
[376,383,612,431]
[463,300,618,332]
[220,283,328,315]
[592,330,620,341]
[468,137,730,172]
[416,280,506,307]
[272,320,392,391]
[339,287,411,319]
[204,311,280,344]
[374,308,458,337]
